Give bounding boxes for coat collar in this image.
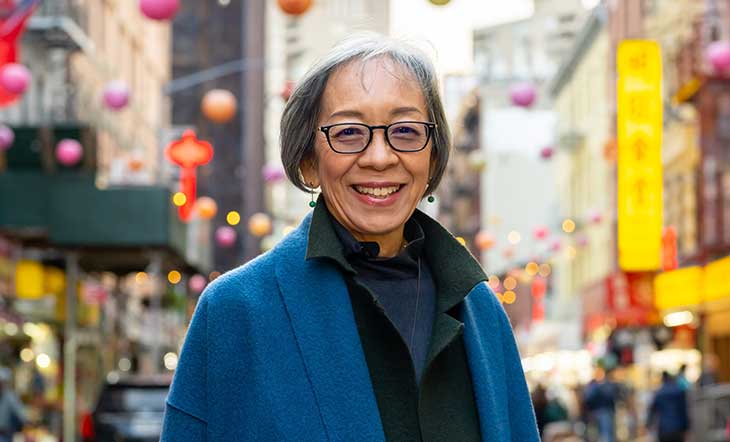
[273,212,385,442]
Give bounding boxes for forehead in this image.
[320,57,428,116]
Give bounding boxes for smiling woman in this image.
[161,33,540,442]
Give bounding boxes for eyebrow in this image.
[328,106,425,120]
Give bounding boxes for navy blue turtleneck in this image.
[330,215,437,383]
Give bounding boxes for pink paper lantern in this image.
[706,41,730,74]
[139,0,180,20]
[509,82,537,108]
[262,164,286,184]
[0,124,14,151]
[0,63,31,95]
[189,274,207,293]
[215,226,237,248]
[55,139,83,166]
[576,234,590,248]
[588,210,603,225]
[549,238,562,252]
[533,226,549,240]
[103,80,130,110]
[540,146,554,159]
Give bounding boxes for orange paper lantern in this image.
[201,89,237,124]
[248,213,273,237]
[277,0,313,15]
[195,197,218,220]
[475,231,495,250]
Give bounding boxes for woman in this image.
[161,34,539,442]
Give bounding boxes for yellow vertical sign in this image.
[617,40,663,271]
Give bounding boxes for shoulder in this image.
[199,249,278,310]
[465,281,509,324]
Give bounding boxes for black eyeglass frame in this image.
[318,121,438,154]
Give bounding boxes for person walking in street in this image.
[0,368,26,442]
[161,33,539,442]
[583,365,619,442]
[647,372,690,442]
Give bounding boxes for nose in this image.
[357,128,398,170]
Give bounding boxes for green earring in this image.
[309,183,317,208]
[427,195,435,203]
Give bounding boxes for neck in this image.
[352,226,405,258]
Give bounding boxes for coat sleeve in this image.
[497,307,541,441]
[161,294,209,442]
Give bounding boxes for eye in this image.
[332,125,366,138]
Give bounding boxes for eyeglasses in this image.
[319,121,437,154]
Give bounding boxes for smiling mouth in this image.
[352,184,404,199]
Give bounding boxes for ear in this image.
[299,155,320,189]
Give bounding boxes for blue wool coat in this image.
[161,213,539,442]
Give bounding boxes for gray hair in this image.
[280,33,451,195]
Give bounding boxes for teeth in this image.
[354,185,400,198]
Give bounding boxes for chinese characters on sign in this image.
[617,41,663,271]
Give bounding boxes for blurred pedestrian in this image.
[0,367,26,442]
[583,365,619,442]
[161,33,539,442]
[676,364,690,391]
[532,383,549,436]
[647,371,689,442]
[698,354,719,387]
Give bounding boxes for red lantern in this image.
[0,2,35,107]
[277,0,313,15]
[662,226,678,271]
[201,89,237,124]
[165,130,214,222]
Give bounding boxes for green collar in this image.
[305,196,487,313]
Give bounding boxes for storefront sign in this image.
[654,266,703,310]
[703,256,730,302]
[617,40,664,271]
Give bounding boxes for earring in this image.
[309,183,317,208]
[427,195,435,203]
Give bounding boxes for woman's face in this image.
[304,57,433,243]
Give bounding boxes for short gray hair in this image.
[280,33,451,195]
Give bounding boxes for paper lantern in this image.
[475,231,495,250]
[0,124,13,150]
[0,63,30,95]
[533,226,549,240]
[280,80,295,101]
[139,0,180,20]
[165,130,214,221]
[201,89,237,123]
[549,238,562,252]
[706,41,730,74]
[103,80,130,111]
[262,164,286,184]
[509,82,537,107]
[55,139,83,166]
[588,209,603,225]
[195,197,218,220]
[215,226,237,248]
[576,234,590,248]
[248,213,272,237]
[468,151,487,172]
[128,155,144,171]
[277,0,313,15]
[189,274,207,293]
[15,260,44,300]
[540,146,554,159]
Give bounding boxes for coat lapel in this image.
[273,213,385,442]
[463,282,511,442]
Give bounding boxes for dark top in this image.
[649,381,690,436]
[306,198,483,442]
[330,214,436,383]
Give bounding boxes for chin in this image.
[350,211,409,236]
